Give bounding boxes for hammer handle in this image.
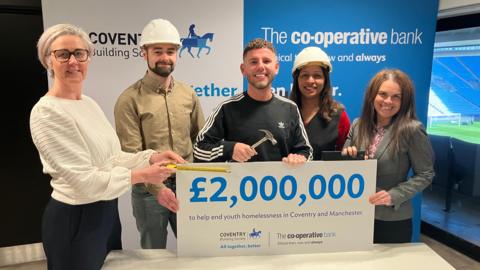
[251,137,267,149]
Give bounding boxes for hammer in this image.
[251,129,277,149]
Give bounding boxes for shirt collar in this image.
[142,71,175,94]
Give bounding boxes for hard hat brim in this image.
[292,61,332,74]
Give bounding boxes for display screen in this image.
[428,26,480,143]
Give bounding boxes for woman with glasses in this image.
[31,24,183,269]
[342,69,434,243]
[290,47,350,160]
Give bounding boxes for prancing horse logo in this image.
[179,24,214,58]
[249,228,262,238]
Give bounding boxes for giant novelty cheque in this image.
[176,160,377,256]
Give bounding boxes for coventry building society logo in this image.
[249,228,262,239]
[180,24,214,58]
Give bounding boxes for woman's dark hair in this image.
[355,69,418,153]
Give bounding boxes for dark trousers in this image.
[42,198,122,270]
[374,218,412,243]
[132,178,177,249]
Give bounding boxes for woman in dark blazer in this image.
[342,69,434,243]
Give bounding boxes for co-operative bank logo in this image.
[179,24,214,58]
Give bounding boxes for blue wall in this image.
[244,0,440,241]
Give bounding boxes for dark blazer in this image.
[344,119,434,221]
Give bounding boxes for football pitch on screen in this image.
[428,121,480,144]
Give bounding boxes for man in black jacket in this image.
[194,38,312,164]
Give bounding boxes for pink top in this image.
[367,126,386,158]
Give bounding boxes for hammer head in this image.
[259,129,277,145]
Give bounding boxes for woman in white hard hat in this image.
[31,23,183,269]
[342,69,434,243]
[290,46,350,160]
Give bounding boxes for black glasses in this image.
[51,49,90,62]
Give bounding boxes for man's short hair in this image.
[243,38,276,58]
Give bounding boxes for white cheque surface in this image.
[176,161,377,256]
[102,243,454,270]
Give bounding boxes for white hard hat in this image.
[140,19,181,47]
[292,46,332,74]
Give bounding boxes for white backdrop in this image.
[42,0,243,250]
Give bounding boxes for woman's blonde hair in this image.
[37,23,93,76]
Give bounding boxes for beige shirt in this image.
[114,72,205,194]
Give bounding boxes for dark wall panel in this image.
[0,5,51,247]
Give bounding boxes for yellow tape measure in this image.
[166,164,231,173]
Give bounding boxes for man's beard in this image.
[149,62,174,77]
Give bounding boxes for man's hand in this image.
[232,143,257,162]
[282,153,306,166]
[157,187,179,212]
[150,150,186,165]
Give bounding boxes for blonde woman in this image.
[31,23,182,269]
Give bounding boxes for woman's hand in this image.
[342,146,358,157]
[342,146,368,159]
[368,190,392,206]
[131,161,176,185]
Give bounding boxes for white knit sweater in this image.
[30,95,154,205]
